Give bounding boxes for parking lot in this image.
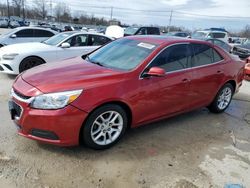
[0,73,250,187]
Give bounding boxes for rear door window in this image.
[149,44,192,72]
[15,29,34,37]
[147,28,160,35]
[191,43,223,67]
[88,35,112,46]
[211,33,226,38]
[33,29,54,37]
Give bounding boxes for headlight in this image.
[30,90,82,110]
[2,53,19,60]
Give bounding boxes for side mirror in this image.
[61,42,70,48]
[10,34,16,38]
[143,67,165,77]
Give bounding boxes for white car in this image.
[0,27,57,47]
[192,30,229,43]
[0,18,9,28]
[0,32,112,75]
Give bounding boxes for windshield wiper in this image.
[91,61,104,67]
[85,56,104,67]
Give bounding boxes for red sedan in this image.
[9,36,245,149]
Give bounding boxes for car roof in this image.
[126,35,207,45]
[65,31,113,39]
[169,31,188,34]
[14,26,58,33]
[195,30,227,34]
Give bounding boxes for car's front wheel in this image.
[208,83,234,113]
[19,57,45,73]
[82,104,128,150]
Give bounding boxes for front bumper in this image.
[10,97,88,146]
[0,59,19,75]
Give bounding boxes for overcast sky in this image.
[59,0,249,31]
[5,0,250,31]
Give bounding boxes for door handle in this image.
[182,78,190,83]
[217,70,223,74]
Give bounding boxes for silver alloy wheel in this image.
[217,87,232,110]
[90,111,123,146]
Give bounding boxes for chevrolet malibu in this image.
[9,36,245,149]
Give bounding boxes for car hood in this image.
[0,42,55,54]
[21,56,126,94]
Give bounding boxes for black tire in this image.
[208,83,234,113]
[19,57,45,73]
[82,104,128,150]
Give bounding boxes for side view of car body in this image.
[192,30,229,43]
[232,39,250,59]
[9,36,245,149]
[0,32,112,74]
[0,27,57,47]
[124,26,160,36]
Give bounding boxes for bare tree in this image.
[33,0,48,20]
[54,2,71,22]
[12,0,24,17]
[240,25,250,38]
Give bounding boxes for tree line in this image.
[0,0,111,25]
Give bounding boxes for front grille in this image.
[14,89,31,100]
[0,65,3,71]
[13,101,22,117]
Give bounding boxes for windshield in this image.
[43,33,73,46]
[124,27,139,35]
[165,32,175,36]
[244,39,250,45]
[192,31,207,38]
[87,38,158,71]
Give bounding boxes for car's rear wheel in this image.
[82,104,128,150]
[19,57,45,73]
[208,83,234,113]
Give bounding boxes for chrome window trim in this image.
[11,88,34,104]
[139,42,225,79]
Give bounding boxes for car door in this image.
[56,34,92,60]
[10,29,34,44]
[137,43,193,123]
[33,29,55,42]
[189,43,225,108]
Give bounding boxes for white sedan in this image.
[0,27,57,47]
[0,32,112,75]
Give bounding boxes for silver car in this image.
[0,18,9,28]
[0,27,57,47]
